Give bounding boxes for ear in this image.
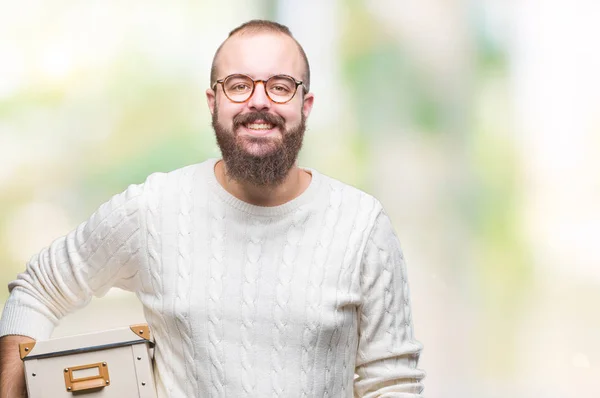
[206,88,216,116]
[302,92,315,119]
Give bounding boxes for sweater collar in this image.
[204,158,322,217]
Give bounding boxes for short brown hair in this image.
[210,20,311,92]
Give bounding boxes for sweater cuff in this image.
[0,294,56,340]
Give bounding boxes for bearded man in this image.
[0,20,425,397]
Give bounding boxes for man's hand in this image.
[0,335,34,398]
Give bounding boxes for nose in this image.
[247,81,271,111]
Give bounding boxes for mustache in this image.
[233,112,285,130]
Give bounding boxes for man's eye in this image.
[231,84,250,91]
[271,85,290,93]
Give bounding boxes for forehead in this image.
[216,32,304,80]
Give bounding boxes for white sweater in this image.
[0,158,425,397]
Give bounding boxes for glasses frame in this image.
[211,74,308,104]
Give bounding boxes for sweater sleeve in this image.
[354,209,425,397]
[0,182,147,341]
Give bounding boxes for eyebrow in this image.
[226,73,300,80]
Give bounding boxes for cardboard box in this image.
[19,324,156,397]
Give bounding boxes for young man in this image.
[0,20,425,397]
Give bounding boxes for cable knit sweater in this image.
[0,158,425,397]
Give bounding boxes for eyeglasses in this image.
[212,74,307,104]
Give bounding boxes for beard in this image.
[212,108,306,188]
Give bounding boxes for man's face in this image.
[206,32,314,187]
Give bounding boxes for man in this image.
[0,20,425,397]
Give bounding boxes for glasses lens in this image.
[266,76,297,103]
[223,75,254,102]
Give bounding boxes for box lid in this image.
[20,324,152,361]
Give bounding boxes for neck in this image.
[214,159,312,207]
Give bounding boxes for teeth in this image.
[246,123,273,130]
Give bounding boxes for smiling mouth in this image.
[245,122,275,130]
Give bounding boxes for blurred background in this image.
[1,0,599,396]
